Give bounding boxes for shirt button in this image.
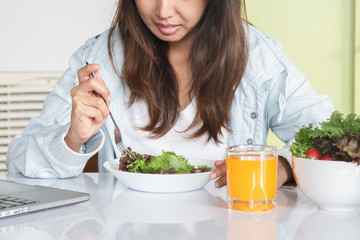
[246,138,253,144]
[250,112,257,119]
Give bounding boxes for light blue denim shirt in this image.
[6,25,334,178]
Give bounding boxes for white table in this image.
[0,173,359,240]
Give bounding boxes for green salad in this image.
[290,110,360,163]
[119,149,212,174]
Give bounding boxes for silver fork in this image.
[86,62,137,160]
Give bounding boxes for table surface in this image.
[0,173,359,240]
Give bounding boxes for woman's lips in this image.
[156,24,180,36]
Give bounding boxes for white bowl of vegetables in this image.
[104,150,214,193]
[291,111,360,211]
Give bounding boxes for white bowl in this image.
[292,156,360,211]
[104,158,214,193]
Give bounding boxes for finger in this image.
[77,63,111,102]
[87,78,111,102]
[84,62,106,85]
[214,160,226,167]
[209,161,226,180]
[74,77,111,102]
[214,175,227,188]
[78,64,101,81]
[87,71,111,102]
[73,95,110,121]
[77,104,106,123]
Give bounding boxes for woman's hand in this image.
[277,156,294,188]
[64,64,111,152]
[209,157,294,189]
[209,160,227,188]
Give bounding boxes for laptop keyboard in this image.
[0,195,36,209]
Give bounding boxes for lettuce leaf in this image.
[309,110,346,140]
[290,110,360,162]
[126,150,200,174]
[290,124,314,158]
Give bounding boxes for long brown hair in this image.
[108,0,249,143]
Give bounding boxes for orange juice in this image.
[226,154,277,211]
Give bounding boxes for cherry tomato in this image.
[305,148,322,160]
[320,155,333,161]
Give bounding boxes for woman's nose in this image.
[155,0,176,19]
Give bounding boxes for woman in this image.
[6,0,333,188]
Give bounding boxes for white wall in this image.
[0,0,117,72]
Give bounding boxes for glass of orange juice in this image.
[226,144,278,212]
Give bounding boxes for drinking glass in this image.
[226,144,278,212]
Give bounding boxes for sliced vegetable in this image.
[320,155,333,161]
[305,149,321,160]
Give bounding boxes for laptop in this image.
[0,179,90,218]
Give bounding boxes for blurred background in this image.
[0,0,359,171]
[246,0,359,146]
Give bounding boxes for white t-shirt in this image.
[122,93,228,162]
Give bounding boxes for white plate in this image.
[103,158,214,193]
